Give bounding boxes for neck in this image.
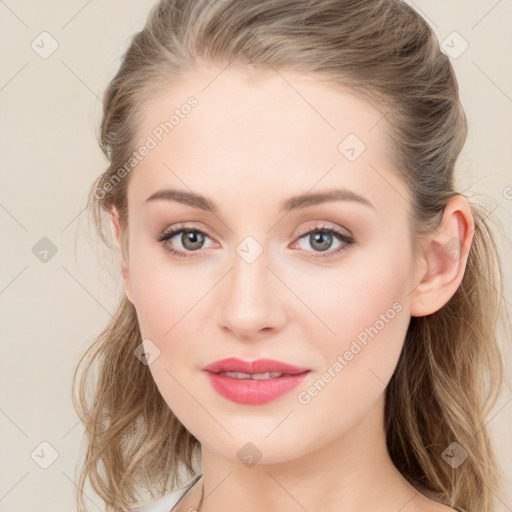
[193,395,423,512]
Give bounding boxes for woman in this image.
[72,0,508,511]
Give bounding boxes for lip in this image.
[202,358,311,405]
[202,357,310,375]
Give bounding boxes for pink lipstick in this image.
[202,358,310,405]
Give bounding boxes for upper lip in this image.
[202,358,310,375]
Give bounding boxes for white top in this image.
[129,475,467,512]
[130,475,202,512]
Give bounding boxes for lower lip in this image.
[204,371,310,405]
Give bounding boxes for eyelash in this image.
[154,224,355,260]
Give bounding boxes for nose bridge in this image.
[217,232,285,336]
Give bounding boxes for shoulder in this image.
[129,487,188,512]
[413,498,467,512]
[128,475,200,512]
[424,504,467,512]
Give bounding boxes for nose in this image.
[216,247,287,340]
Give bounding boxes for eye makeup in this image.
[153,222,355,260]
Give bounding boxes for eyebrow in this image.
[144,187,375,213]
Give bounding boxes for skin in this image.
[111,64,474,512]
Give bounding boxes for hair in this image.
[72,1,510,511]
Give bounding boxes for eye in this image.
[155,224,215,258]
[292,225,355,259]
[155,223,355,259]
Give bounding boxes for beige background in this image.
[0,1,511,511]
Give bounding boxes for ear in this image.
[110,207,134,304]
[409,195,474,317]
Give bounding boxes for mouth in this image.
[202,358,311,405]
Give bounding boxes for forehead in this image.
[128,65,405,213]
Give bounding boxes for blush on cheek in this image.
[296,273,405,345]
[314,269,409,383]
[130,255,186,318]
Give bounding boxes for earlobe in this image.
[409,195,474,317]
[110,207,135,304]
[110,207,122,251]
[121,264,135,304]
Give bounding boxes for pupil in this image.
[311,232,331,252]
[183,231,204,250]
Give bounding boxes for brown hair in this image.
[72,1,509,510]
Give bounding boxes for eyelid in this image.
[157,222,213,239]
[293,220,353,240]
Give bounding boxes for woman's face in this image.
[119,65,421,464]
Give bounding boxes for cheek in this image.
[283,234,412,349]
[128,253,210,418]
[289,260,411,444]
[289,236,412,401]
[127,240,210,341]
